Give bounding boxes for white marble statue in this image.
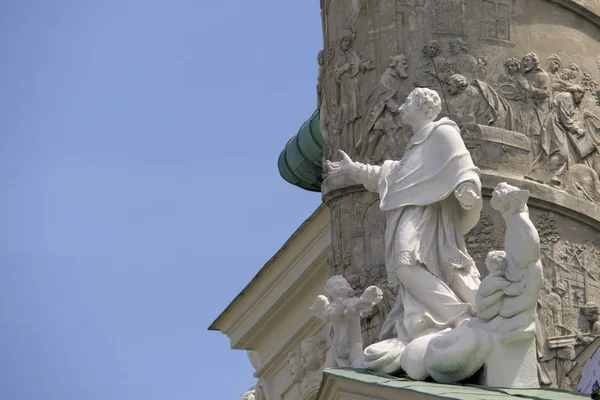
[327,87,483,376]
[424,325,494,383]
[472,182,544,388]
[475,250,511,321]
[477,183,543,341]
[422,183,544,386]
[309,276,383,368]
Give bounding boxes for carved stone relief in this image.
[433,0,465,36]
[285,336,329,396]
[530,211,600,389]
[446,74,505,128]
[446,38,478,81]
[326,191,391,348]
[465,213,503,272]
[415,40,446,91]
[443,51,600,205]
[461,207,600,390]
[319,0,600,200]
[414,39,489,121]
[317,1,600,390]
[357,54,410,162]
[334,29,374,158]
[480,0,512,45]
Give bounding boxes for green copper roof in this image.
[320,368,588,400]
[278,110,324,192]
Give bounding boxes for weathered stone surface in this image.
[285,336,329,398]
[309,276,382,367]
[319,0,600,390]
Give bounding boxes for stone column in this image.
[318,0,600,388]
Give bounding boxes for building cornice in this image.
[209,203,331,350]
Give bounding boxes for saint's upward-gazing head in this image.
[399,88,442,127]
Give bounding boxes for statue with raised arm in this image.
[310,276,383,368]
[327,87,483,375]
[468,182,544,389]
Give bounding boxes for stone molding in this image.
[548,0,600,26]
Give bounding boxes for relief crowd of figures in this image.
[318,32,600,204]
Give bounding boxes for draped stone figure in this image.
[528,85,588,185]
[521,53,551,155]
[545,54,574,94]
[334,29,374,156]
[357,54,409,162]
[445,38,478,81]
[415,41,446,90]
[498,57,529,133]
[327,88,482,374]
[446,74,506,128]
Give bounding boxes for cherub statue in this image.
[475,250,510,321]
[310,276,383,367]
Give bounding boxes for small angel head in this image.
[485,250,507,275]
[325,275,354,300]
[490,182,529,217]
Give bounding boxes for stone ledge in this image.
[481,173,600,229]
[548,0,600,26]
[321,171,600,229]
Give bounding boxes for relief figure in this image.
[497,57,528,132]
[521,53,551,156]
[335,29,374,156]
[357,54,409,162]
[415,40,446,91]
[446,74,506,128]
[445,38,478,81]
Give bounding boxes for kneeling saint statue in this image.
[326,87,483,375]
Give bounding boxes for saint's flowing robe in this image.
[353,118,482,344]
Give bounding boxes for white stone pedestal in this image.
[479,336,539,388]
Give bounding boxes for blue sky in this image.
[0,1,322,399]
